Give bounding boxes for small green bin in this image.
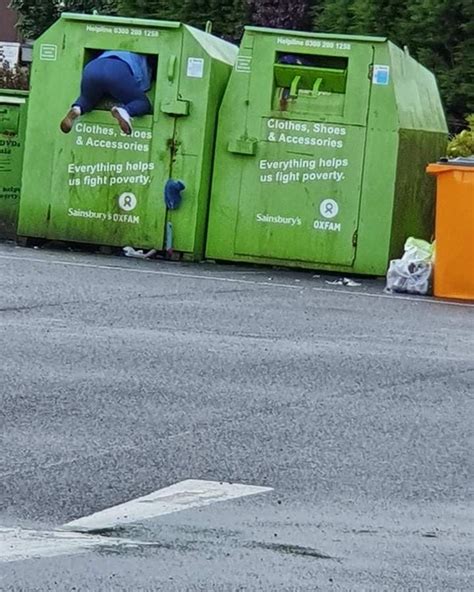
[0,89,28,239]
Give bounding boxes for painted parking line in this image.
[0,527,125,563]
[0,527,167,563]
[1,480,272,563]
[62,479,273,533]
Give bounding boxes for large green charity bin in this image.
[17,13,237,257]
[206,28,448,275]
[0,89,28,240]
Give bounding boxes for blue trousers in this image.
[73,57,152,117]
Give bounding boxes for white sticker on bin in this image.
[372,65,390,85]
[187,57,204,78]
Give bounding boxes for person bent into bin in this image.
[60,50,152,136]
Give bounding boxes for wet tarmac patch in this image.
[75,526,128,537]
[246,541,334,560]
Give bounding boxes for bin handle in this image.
[168,55,177,82]
[312,78,323,96]
[289,75,301,98]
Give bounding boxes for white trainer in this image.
[111,106,133,135]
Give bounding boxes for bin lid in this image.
[439,157,474,167]
[427,157,474,174]
[244,26,387,43]
[61,12,181,29]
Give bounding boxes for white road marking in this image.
[0,527,165,563]
[0,252,473,308]
[0,480,272,563]
[0,527,124,563]
[62,479,273,533]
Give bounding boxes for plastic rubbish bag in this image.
[326,278,362,287]
[386,259,432,295]
[403,237,435,264]
[385,237,435,295]
[123,246,157,259]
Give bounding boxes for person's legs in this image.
[101,59,152,134]
[110,93,152,135]
[60,59,106,133]
[61,58,153,135]
[105,59,152,116]
[60,106,81,134]
[73,59,107,113]
[121,95,153,118]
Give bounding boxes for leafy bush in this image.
[447,115,474,157]
[0,59,30,91]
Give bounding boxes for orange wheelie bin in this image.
[427,160,474,301]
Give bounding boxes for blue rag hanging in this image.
[164,179,185,210]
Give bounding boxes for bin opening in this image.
[82,49,158,112]
[273,52,348,114]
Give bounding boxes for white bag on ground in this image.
[385,238,435,295]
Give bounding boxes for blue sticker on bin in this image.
[372,65,390,85]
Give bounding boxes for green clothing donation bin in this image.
[17,13,237,257]
[206,28,448,275]
[0,89,28,240]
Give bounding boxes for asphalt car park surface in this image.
[0,242,472,591]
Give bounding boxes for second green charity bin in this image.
[206,28,448,275]
[17,13,237,256]
[0,89,28,240]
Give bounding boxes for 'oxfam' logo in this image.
[319,199,339,219]
[118,192,137,212]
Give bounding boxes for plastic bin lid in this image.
[427,157,474,174]
[437,157,474,167]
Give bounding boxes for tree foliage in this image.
[404,0,474,129]
[10,0,473,126]
[10,0,117,39]
[316,1,412,41]
[447,115,474,157]
[248,0,311,30]
[0,58,29,90]
[118,0,249,41]
[10,0,59,39]
[314,0,473,128]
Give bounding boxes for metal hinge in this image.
[227,137,257,155]
[352,230,358,247]
[161,99,190,117]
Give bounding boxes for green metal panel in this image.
[206,28,447,275]
[353,42,448,274]
[17,14,237,256]
[0,90,28,240]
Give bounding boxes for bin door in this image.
[233,44,374,267]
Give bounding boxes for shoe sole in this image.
[60,108,80,134]
[111,108,132,135]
